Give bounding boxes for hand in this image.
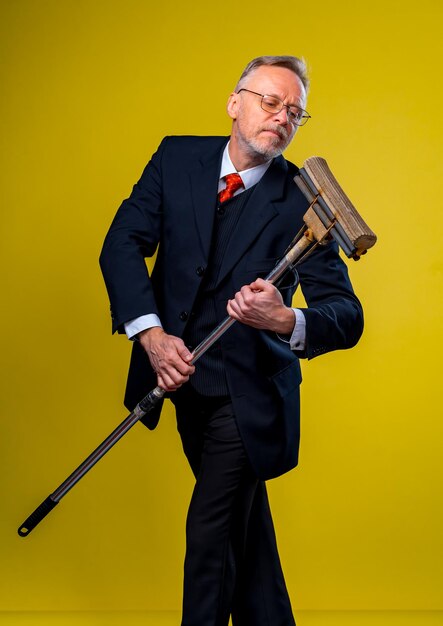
[227,278,295,334]
[138,327,195,392]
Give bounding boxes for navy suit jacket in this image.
[100,135,363,480]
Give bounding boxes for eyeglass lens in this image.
[261,95,305,125]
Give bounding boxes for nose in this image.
[271,105,291,126]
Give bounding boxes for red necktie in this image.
[218,173,244,204]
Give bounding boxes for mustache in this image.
[259,124,290,141]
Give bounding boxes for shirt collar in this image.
[218,141,273,192]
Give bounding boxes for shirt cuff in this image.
[124,314,163,340]
[290,308,306,351]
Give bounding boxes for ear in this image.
[227,91,239,120]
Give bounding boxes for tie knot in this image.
[218,173,244,204]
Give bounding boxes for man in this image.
[100,56,363,626]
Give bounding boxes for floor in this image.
[0,611,442,625]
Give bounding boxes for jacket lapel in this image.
[189,139,228,261]
[215,156,288,287]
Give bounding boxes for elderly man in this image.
[100,55,363,626]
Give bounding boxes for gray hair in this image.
[235,55,310,94]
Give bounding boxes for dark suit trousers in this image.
[174,387,296,626]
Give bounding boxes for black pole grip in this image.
[18,496,58,537]
[138,387,165,414]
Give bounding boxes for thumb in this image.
[178,344,193,361]
[250,277,270,291]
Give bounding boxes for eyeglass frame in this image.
[236,88,311,127]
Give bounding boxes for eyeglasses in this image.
[237,88,311,127]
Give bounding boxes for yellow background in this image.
[1,0,442,621]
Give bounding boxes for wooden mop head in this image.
[294,157,377,259]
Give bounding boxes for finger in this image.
[241,287,259,307]
[173,359,195,376]
[233,291,246,309]
[227,299,254,325]
[227,298,243,318]
[240,285,253,301]
[160,358,191,383]
[157,374,167,391]
[227,299,236,317]
[159,369,190,391]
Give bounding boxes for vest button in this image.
[196,266,205,277]
[179,311,189,321]
[217,207,225,216]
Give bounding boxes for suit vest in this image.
[183,186,255,396]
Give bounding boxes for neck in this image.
[228,135,272,171]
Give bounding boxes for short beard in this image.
[241,124,294,161]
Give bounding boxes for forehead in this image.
[243,65,306,106]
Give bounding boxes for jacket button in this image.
[196,266,205,277]
[179,311,189,321]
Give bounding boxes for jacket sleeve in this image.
[296,239,364,359]
[99,137,169,334]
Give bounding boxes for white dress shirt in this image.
[124,142,306,350]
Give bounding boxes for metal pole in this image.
[17,230,313,537]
